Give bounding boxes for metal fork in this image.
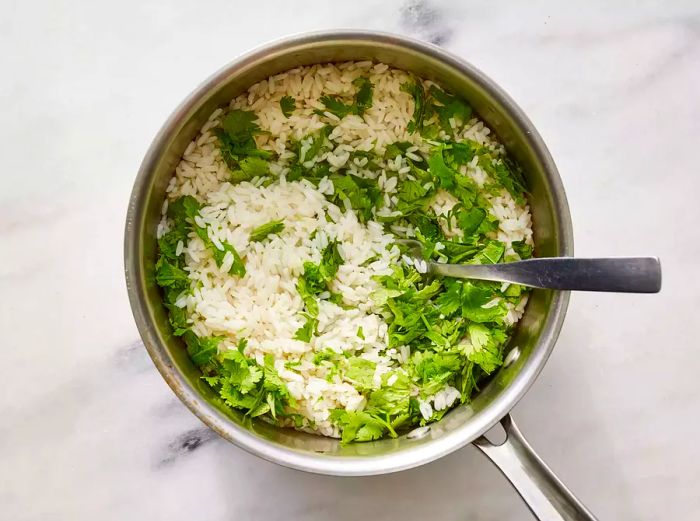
[397,239,662,293]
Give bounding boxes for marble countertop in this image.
[2,1,699,519]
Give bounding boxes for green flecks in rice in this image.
[156,61,534,442]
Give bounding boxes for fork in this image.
[397,239,662,293]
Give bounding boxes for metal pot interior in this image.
[125,32,573,475]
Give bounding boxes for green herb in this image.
[216,110,272,172]
[165,195,246,277]
[330,409,389,444]
[345,358,376,391]
[472,241,505,265]
[313,348,338,365]
[329,173,383,222]
[230,156,271,183]
[298,125,332,164]
[466,324,503,374]
[155,258,189,288]
[202,346,297,421]
[280,96,296,118]
[511,240,533,260]
[460,282,505,323]
[293,314,318,342]
[183,331,222,366]
[428,148,457,190]
[456,207,486,236]
[319,95,355,118]
[428,86,473,133]
[249,220,285,242]
[478,155,527,204]
[401,78,426,133]
[352,77,373,115]
[384,141,412,160]
[295,241,344,317]
[366,371,411,417]
[319,78,374,118]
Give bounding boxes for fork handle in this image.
[430,257,662,293]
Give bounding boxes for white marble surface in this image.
[2,1,699,519]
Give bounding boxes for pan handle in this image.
[473,414,598,521]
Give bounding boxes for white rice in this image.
[159,62,533,437]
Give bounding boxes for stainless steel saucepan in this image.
[125,31,601,520]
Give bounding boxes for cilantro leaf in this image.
[249,220,285,242]
[330,410,388,444]
[280,96,296,118]
[313,348,339,365]
[231,156,270,183]
[216,109,272,171]
[155,258,189,288]
[428,148,457,190]
[367,372,411,417]
[319,95,355,118]
[222,110,261,142]
[352,77,373,115]
[456,207,486,236]
[329,174,383,222]
[478,155,527,204]
[434,279,463,317]
[219,348,264,394]
[412,351,462,395]
[512,240,533,260]
[345,358,376,391]
[319,78,374,119]
[293,314,318,342]
[183,331,221,366]
[472,241,505,265]
[440,240,479,263]
[461,282,505,323]
[428,86,473,133]
[385,141,412,160]
[467,324,503,374]
[401,78,426,133]
[296,241,344,317]
[448,141,478,165]
[296,275,320,317]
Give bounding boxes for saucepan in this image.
[125,31,599,520]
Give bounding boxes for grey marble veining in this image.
[1,1,699,520]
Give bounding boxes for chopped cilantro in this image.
[401,78,426,133]
[183,331,221,366]
[456,207,486,236]
[319,95,355,118]
[428,86,473,133]
[155,258,189,288]
[296,241,344,317]
[293,314,318,342]
[231,156,270,183]
[345,358,376,391]
[384,141,412,160]
[512,240,533,260]
[216,110,272,172]
[249,220,285,242]
[352,77,373,115]
[330,409,388,444]
[472,240,505,265]
[280,96,296,118]
[428,148,457,190]
[329,173,383,222]
[319,78,374,118]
